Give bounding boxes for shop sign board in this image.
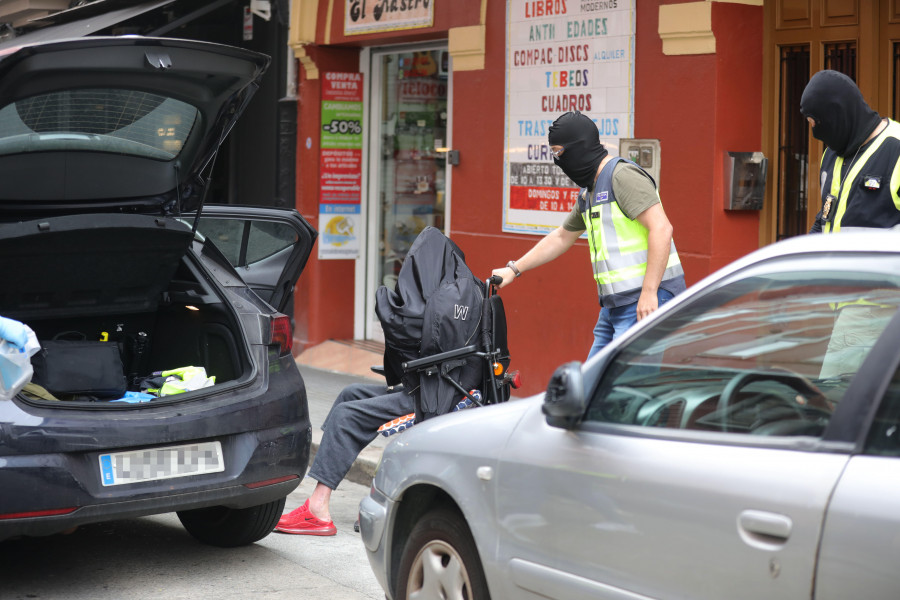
[504,0,635,235]
[345,0,434,35]
[319,71,364,259]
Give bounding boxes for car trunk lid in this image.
[0,36,269,219]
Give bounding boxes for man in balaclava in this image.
[546,110,609,188]
[491,111,686,358]
[800,70,900,233]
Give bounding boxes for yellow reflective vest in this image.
[580,158,683,305]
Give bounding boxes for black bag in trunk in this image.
[31,339,127,398]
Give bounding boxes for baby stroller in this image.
[376,227,518,424]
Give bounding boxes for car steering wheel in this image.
[716,370,831,433]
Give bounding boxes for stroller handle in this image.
[488,275,504,287]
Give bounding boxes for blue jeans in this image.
[588,288,675,359]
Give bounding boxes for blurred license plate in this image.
[99,441,224,487]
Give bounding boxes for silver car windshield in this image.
[0,89,198,160]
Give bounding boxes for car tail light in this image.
[0,507,79,520]
[269,315,293,357]
[243,474,300,489]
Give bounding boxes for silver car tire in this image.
[396,507,490,600]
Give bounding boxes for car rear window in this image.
[0,89,198,160]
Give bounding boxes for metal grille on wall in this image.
[777,45,810,241]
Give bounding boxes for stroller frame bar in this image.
[402,344,480,371]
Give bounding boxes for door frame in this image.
[195,205,317,315]
[355,42,453,342]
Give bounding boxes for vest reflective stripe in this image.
[831,298,892,311]
[826,120,900,232]
[582,158,683,297]
[892,144,900,211]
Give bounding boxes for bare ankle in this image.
[308,499,331,522]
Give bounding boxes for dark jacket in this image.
[375,227,485,420]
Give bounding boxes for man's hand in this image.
[490,266,517,288]
[635,291,659,321]
[635,203,674,321]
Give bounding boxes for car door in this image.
[193,206,317,315]
[814,320,900,599]
[494,257,900,600]
[495,411,848,600]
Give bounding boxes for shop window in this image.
[375,50,448,288]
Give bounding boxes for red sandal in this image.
[274,500,337,536]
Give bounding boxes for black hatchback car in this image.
[0,37,316,547]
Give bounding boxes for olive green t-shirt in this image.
[562,161,658,232]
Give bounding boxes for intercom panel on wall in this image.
[620,139,661,189]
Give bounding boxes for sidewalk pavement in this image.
[295,340,388,487]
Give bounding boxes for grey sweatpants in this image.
[307,382,417,490]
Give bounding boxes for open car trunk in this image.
[0,213,251,403]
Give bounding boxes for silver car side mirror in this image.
[542,361,587,429]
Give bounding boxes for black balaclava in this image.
[547,111,608,188]
[800,70,881,157]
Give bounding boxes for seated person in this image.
[274,381,415,535]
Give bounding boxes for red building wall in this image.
[294,45,360,350]
[294,0,764,397]
[636,1,763,279]
[709,3,764,272]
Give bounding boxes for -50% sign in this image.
[323,119,362,134]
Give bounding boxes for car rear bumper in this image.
[0,423,311,541]
[1,477,301,540]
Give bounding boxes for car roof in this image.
[691,228,900,288]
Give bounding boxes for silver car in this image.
[360,229,900,600]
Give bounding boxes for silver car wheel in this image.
[397,507,490,600]
[407,539,472,600]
